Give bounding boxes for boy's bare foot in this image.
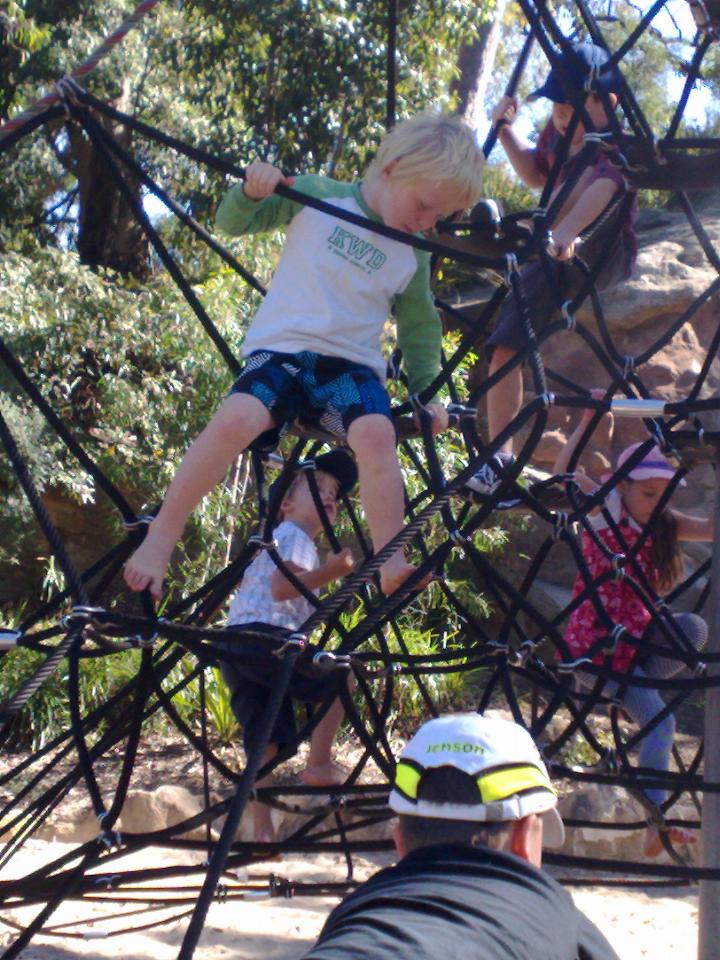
[123,527,176,599]
[643,825,696,858]
[380,558,431,596]
[301,761,347,787]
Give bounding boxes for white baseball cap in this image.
[389,713,565,847]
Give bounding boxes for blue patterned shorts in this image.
[230,350,392,439]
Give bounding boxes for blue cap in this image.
[528,41,621,104]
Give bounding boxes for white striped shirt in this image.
[227,521,318,630]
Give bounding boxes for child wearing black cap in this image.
[220,450,357,844]
[466,41,637,500]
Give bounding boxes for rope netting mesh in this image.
[1,0,720,954]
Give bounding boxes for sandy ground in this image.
[0,841,698,960]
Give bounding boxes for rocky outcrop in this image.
[36,785,213,844]
[462,196,720,619]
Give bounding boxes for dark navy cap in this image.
[528,41,621,104]
[269,450,358,505]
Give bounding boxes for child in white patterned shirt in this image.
[219,451,356,844]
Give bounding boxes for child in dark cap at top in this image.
[466,41,637,499]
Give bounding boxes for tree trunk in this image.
[451,0,508,130]
[70,79,150,279]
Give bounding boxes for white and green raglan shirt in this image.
[215,174,441,396]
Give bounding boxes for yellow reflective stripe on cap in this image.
[477,764,555,803]
[394,760,422,802]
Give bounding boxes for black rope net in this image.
[1,0,720,955]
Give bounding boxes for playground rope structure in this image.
[1,1,720,956]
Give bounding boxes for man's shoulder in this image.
[304,845,618,960]
[330,844,568,911]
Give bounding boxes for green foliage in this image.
[0,643,141,751]
[0,0,499,256]
[0,241,277,603]
[162,660,239,745]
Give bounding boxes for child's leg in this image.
[620,672,675,807]
[487,345,523,455]
[347,413,421,595]
[124,393,273,597]
[635,615,706,854]
[251,743,279,843]
[302,695,346,786]
[483,260,563,456]
[643,613,708,678]
[619,670,695,855]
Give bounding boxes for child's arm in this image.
[394,255,446,432]
[672,510,714,543]
[492,96,546,189]
[271,548,354,602]
[553,390,612,498]
[215,161,299,237]
[550,177,618,260]
[243,161,295,201]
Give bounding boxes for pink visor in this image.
[616,442,687,486]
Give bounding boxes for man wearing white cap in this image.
[301,713,618,959]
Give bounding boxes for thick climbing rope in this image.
[0,0,161,144]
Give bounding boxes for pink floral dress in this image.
[563,490,657,671]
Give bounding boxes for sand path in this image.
[1,841,698,959]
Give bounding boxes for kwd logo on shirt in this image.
[327,226,387,273]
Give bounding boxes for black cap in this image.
[528,41,621,104]
[269,450,358,505]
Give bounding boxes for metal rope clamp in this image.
[561,300,576,331]
[94,873,121,890]
[133,632,158,649]
[556,654,592,673]
[54,76,83,119]
[248,533,278,552]
[509,641,535,667]
[646,807,666,830]
[123,514,155,530]
[273,632,307,658]
[552,512,569,542]
[60,605,107,630]
[584,64,600,94]
[449,527,468,547]
[312,650,352,673]
[504,252,519,283]
[446,403,474,423]
[611,553,626,580]
[488,640,509,659]
[97,813,122,850]
[607,623,627,653]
